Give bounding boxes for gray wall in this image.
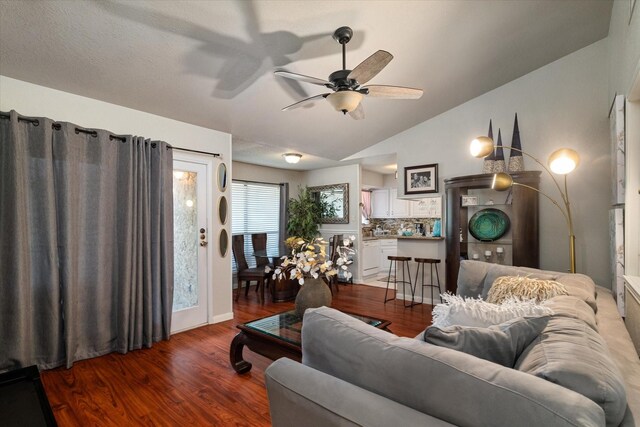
[351,40,611,286]
[232,161,305,197]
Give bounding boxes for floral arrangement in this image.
[267,236,356,285]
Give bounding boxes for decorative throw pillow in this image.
[431,293,554,328]
[486,276,569,304]
[424,316,550,367]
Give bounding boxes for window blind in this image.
[231,181,281,272]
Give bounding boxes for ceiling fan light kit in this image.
[327,91,363,113]
[275,26,423,120]
[283,153,302,164]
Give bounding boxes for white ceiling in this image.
[0,1,612,170]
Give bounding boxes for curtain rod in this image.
[2,113,221,156]
[1,113,128,142]
[171,147,221,158]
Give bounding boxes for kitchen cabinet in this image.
[371,188,410,218]
[362,240,380,275]
[389,189,410,218]
[371,189,389,218]
[411,196,442,218]
[378,239,398,272]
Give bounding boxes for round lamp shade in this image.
[548,148,579,175]
[326,91,363,113]
[470,136,495,158]
[283,153,302,164]
[491,172,514,191]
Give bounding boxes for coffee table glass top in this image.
[242,310,385,346]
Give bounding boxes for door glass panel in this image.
[173,170,199,311]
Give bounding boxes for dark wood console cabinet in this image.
[444,171,541,293]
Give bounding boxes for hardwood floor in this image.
[41,284,433,426]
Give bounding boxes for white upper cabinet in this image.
[371,189,390,218]
[389,188,410,218]
[371,188,412,218]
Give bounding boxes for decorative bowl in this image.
[468,208,510,242]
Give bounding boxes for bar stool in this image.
[413,258,443,306]
[384,256,414,307]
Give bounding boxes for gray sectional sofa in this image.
[265,261,640,427]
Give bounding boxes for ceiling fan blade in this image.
[348,102,365,120]
[363,85,423,99]
[274,70,332,87]
[282,93,330,111]
[347,50,393,85]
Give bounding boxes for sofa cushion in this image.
[542,295,598,331]
[486,276,568,304]
[457,261,598,312]
[515,316,627,427]
[302,307,605,427]
[554,274,598,312]
[456,261,559,299]
[423,316,550,367]
[431,293,554,328]
[594,286,640,426]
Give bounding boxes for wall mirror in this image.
[218,196,228,224]
[217,163,227,192]
[219,229,229,257]
[309,183,349,224]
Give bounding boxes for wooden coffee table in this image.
[230,310,391,374]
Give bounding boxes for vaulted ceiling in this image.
[0,1,612,169]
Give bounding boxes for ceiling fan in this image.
[274,26,423,120]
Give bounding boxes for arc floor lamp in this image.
[470,137,580,273]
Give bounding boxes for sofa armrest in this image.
[265,358,454,427]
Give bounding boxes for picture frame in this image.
[461,195,478,206]
[404,163,438,195]
[309,183,349,224]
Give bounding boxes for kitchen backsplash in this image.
[362,217,438,237]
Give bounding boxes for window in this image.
[231,181,281,272]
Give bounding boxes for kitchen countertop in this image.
[363,235,444,241]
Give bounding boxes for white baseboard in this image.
[210,312,234,324]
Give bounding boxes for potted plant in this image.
[287,187,336,241]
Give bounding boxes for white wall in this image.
[0,75,234,323]
[608,0,640,277]
[608,0,640,101]
[351,40,611,286]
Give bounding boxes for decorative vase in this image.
[294,278,332,318]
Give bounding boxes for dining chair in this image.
[251,232,274,298]
[251,233,271,268]
[232,234,267,304]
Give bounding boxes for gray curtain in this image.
[0,110,174,370]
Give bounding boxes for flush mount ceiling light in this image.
[283,153,302,164]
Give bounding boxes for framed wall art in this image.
[404,163,438,195]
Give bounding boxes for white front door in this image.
[171,157,211,333]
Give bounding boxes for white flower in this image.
[299,277,305,285]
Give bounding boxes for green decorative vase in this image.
[294,278,332,318]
